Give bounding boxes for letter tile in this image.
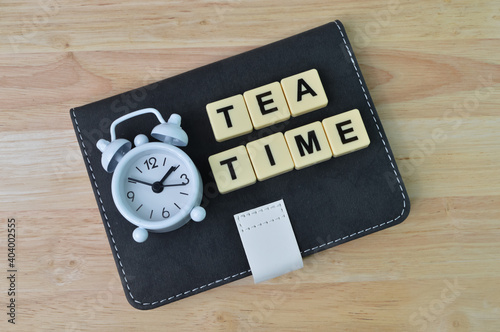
[208,146,256,194]
[281,69,328,117]
[206,94,253,142]
[246,133,294,181]
[243,82,291,130]
[322,109,370,157]
[284,121,332,170]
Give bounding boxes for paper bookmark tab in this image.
[234,199,303,283]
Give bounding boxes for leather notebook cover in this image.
[70,20,410,310]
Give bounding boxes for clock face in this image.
[112,143,201,230]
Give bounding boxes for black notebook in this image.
[70,20,410,310]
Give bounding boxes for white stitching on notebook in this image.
[71,108,251,306]
[235,202,285,232]
[70,20,407,307]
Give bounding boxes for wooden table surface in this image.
[1,0,499,331]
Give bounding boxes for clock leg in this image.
[133,227,149,243]
[190,206,206,222]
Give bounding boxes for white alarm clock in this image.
[96,108,206,243]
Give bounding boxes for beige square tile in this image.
[246,133,294,181]
[206,94,253,142]
[243,82,290,130]
[284,121,332,170]
[323,109,370,157]
[208,146,256,194]
[281,69,328,117]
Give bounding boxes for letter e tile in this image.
[322,109,370,157]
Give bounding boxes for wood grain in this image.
[1,0,499,331]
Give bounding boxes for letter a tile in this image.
[281,69,328,117]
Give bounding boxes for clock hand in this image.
[128,177,154,187]
[162,182,188,187]
[159,165,180,184]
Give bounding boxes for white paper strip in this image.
[234,199,303,283]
